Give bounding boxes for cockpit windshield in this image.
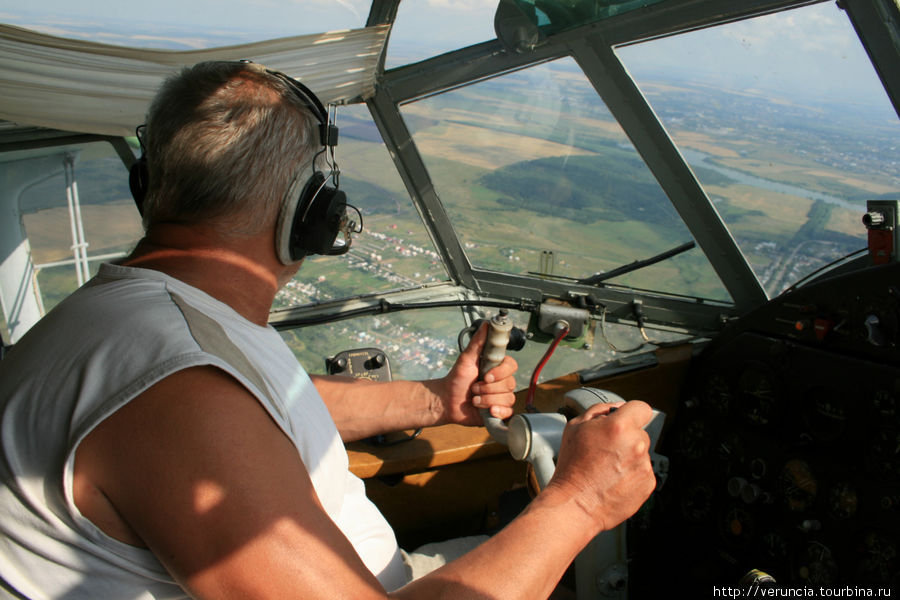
[619,1,899,295]
[401,57,732,303]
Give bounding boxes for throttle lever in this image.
[479,309,514,445]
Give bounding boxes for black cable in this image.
[271,298,537,330]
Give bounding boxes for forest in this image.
[479,153,685,230]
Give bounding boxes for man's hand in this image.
[545,401,657,534]
[433,322,518,426]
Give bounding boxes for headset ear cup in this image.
[129,156,149,216]
[276,171,347,264]
[298,184,346,255]
[292,171,346,256]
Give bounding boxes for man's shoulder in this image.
[43,267,187,339]
[2,267,196,381]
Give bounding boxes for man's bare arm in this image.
[75,366,387,599]
[312,323,517,442]
[75,366,654,600]
[394,401,657,600]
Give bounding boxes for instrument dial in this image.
[826,481,858,520]
[795,542,838,586]
[762,532,789,562]
[677,419,712,461]
[738,365,779,427]
[873,389,898,419]
[681,481,714,522]
[721,505,755,546]
[855,531,899,584]
[703,373,733,417]
[804,387,849,442]
[779,459,818,512]
[866,428,900,482]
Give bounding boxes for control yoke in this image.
[506,388,667,600]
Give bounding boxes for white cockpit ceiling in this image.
[0,23,389,137]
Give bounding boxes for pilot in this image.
[0,61,655,599]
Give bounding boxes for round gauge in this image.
[826,481,858,520]
[737,365,779,427]
[677,419,712,461]
[779,459,818,512]
[866,428,900,482]
[716,431,745,466]
[794,542,838,586]
[750,457,768,480]
[873,389,898,419]
[703,373,733,417]
[855,531,899,584]
[681,481,714,522]
[721,505,755,545]
[762,532,789,562]
[804,387,849,442]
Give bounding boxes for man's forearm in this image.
[391,485,600,600]
[311,375,447,442]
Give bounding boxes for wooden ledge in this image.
[346,372,585,480]
[347,424,507,479]
[347,344,693,480]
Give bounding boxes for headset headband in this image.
[263,67,338,149]
[130,60,358,263]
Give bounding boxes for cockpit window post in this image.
[840,0,900,119]
[365,85,479,291]
[568,33,768,313]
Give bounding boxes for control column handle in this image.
[479,309,514,445]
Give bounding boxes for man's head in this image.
[138,61,321,241]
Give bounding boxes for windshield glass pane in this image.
[273,103,449,310]
[280,307,465,381]
[400,57,731,302]
[387,1,498,67]
[617,2,899,295]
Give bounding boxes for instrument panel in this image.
[634,261,900,590]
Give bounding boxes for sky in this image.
[618,1,892,108]
[0,0,496,51]
[0,0,894,110]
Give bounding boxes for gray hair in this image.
[140,61,320,235]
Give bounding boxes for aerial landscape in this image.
[9,5,898,380]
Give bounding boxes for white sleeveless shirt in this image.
[0,263,406,599]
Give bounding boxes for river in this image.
[679,148,866,213]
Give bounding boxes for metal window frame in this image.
[275,0,893,334]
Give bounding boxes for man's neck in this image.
[123,224,297,326]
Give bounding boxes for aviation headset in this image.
[128,61,357,264]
